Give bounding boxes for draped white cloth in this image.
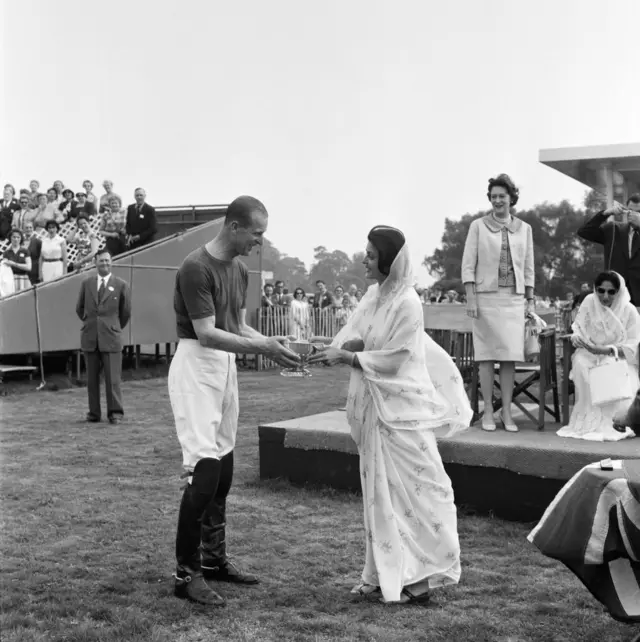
[330,243,472,602]
[557,273,640,442]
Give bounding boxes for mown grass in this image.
[0,368,636,641]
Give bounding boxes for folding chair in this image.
[492,328,561,430]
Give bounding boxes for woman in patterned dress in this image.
[309,226,471,605]
[40,220,68,282]
[66,215,99,271]
[2,229,32,291]
[99,195,126,256]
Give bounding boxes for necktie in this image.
[632,229,640,257]
[98,278,105,300]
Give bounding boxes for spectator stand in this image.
[0,214,106,266]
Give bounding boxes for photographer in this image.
[577,193,640,306]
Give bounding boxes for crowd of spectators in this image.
[260,279,364,339]
[0,179,157,295]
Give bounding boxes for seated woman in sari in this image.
[309,226,472,605]
[557,271,640,442]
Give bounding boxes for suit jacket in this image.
[461,215,535,294]
[0,199,20,239]
[577,210,640,305]
[76,274,131,353]
[126,202,157,244]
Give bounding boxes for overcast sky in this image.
[3,0,639,285]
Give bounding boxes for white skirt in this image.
[168,339,239,471]
[473,287,525,362]
[42,259,64,282]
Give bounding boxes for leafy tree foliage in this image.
[423,195,606,299]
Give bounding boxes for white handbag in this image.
[588,346,634,407]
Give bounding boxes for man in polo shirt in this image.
[169,195,300,607]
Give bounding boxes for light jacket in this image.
[461,214,534,294]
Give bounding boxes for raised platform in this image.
[259,409,640,521]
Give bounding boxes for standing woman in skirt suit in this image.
[461,174,535,432]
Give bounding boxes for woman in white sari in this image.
[557,271,640,442]
[309,226,472,604]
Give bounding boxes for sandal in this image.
[350,583,381,600]
[379,587,431,605]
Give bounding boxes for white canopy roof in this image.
[539,142,640,203]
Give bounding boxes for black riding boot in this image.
[201,497,259,584]
[173,461,226,606]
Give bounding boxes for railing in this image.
[256,305,347,369]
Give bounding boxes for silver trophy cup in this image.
[280,340,314,378]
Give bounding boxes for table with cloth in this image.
[528,460,640,629]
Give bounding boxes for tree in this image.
[423,201,607,299]
[260,238,310,290]
[308,246,353,287]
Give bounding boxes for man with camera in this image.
[577,193,640,306]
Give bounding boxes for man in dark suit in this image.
[1,184,20,240]
[577,193,640,305]
[125,188,157,252]
[75,249,131,424]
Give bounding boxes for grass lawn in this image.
[0,367,636,642]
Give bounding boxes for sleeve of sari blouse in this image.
[356,294,422,378]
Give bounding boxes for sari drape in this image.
[330,243,472,601]
[557,273,640,442]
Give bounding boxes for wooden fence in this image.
[256,305,346,370]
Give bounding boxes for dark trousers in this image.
[85,349,123,419]
[175,452,234,568]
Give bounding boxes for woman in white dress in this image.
[39,220,68,282]
[2,229,32,292]
[288,287,311,340]
[557,271,640,442]
[309,225,472,605]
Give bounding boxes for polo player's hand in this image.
[264,337,300,368]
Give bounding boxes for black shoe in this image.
[173,565,226,606]
[202,559,259,585]
[86,413,101,423]
[108,415,121,425]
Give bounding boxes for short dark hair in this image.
[95,248,111,259]
[315,280,325,286]
[594,271,621,290]
[264,282,274,290]
[224,195,268,228]
[628,193,640,206]
[275,280,284,287]
[10,228,24,243]
[45,219,60,231]
[4,183,15,195]
[294,287,305,297]
[487,174,519,207]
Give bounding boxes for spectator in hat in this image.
[99,180,121,214]
[70,191,97,220]
[40,220,68,282]
[1,184,20,240]
[58,188,78,221]
[125,187,157,251]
